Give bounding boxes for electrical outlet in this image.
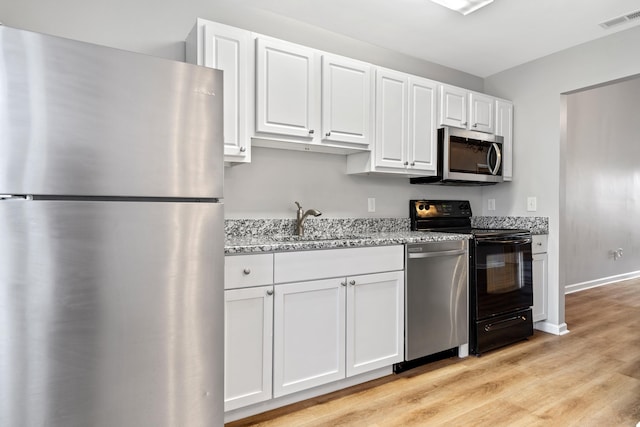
[527,197,537,212]
[488,199,496,211]
[367,198,376,213]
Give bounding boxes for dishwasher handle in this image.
[407,248,467,259]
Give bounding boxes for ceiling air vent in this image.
[600,9,640,29]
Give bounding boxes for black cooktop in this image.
[410,200,530,238]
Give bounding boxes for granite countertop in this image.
[224,216,549,254]
[225,231,471,254]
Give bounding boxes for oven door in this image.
[472,235,533,320]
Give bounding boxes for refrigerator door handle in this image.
[0,195,32,200]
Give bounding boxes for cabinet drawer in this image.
[532,235,548,254]
[225,254,274,289]
[274,245,404,283]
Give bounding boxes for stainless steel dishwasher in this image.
[404,239,469,362]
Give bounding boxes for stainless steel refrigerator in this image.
[0,26,224,426]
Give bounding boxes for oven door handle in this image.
[477,237,532,245]
[484,314,529,332]
[408,249,467,259]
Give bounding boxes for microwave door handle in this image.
[487,142,502,176]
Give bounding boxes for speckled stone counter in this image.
[225,231,471,254]
[225,217,410,238]
[471,216,549,234]
[224,216,549,254]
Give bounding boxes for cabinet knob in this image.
[410,162,415,166]
[462,122,468,126]
[403,161,409,166]
[239,147,247,152]
[349,280,356,286]
[341,281,347,286]
[266,289,274,296]
[325,132,331,137]
[243,268,251,275]
[536,242,542,246]
[308,129,315,135]
[472,123,478,128]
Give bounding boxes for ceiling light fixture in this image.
[430,0,494,15]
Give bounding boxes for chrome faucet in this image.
[294,201,322,236]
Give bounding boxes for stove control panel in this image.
[411,200,472,219]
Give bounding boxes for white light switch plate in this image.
[367,198,376,213]
[527,197,537,212]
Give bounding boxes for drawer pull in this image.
[243,268,251,275]
[349,280,356,286]
[266,289,274,296]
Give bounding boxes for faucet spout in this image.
[294,201,322,236]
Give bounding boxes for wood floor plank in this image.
[227,278,640,426]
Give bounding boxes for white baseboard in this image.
[534,321,570,336]
[565,270,640,294]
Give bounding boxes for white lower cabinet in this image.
[532,235,548,322]
[273,279,346,397]
[273,270,404,398]
[346,271,404,376]
[224,285,274,411]
[224,245,404,413]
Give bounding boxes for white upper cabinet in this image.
[254,37,372,153]
[347,69,437,176]
[255,37,317,139]
[469,92,495,134]
[186,19,252,165]
[321,55,372,147]
[438,84,468,129]
[439,84,496,134]
[408,76,438,174]
[495,99,514,181]
[375,68,408,169]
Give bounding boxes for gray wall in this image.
[0,0,482,89]
[484,25,640,332]
[224,148,482,218]
[1,0,486,220]
[564,76,640,289]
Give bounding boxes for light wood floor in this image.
[227,278,640,427]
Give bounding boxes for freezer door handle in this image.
[0,195,32,200]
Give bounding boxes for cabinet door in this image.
[203,23,251,161]
[532,253,548,322]
[407,77,438,174]
[495,99,514,181]
[224,286,273,411]
[375,68,408,169]
[438,84,467,128]
[186,20,251,163]
[273,279,345,397]
[346,271,404,377]
[469,92,495,134]
[255,37,317,138]
[321,55,371,147]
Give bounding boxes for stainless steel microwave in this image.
[410,126,503,186]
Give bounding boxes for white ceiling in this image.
[233,0,640,77]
